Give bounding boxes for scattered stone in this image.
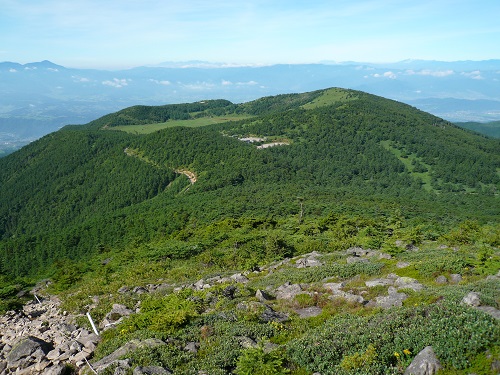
[260,305,289,323]
[184,342,199,353]
[230,273,249,283]
[435,276,448,284]
[295,306,322,318]
[117,286,130,294]
[132,286,148,294]
[365,278,393,287]
[322,282,344,292]
[346,246,369,257]
[275,282,304,300]
[222,285,237,299]
[369,287,407,309]
[396,261,410,269]
[405,244,419,251]
[449,274,462,284]
[395,277,424,292]
[462,292,481,307]
[237,336,257,349]
[404,346,442,375]
[107,303,134,321]
[255,289,273,302]
[378,252,392,260]
[6,336,53,369]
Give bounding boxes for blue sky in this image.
[1,0,499,69]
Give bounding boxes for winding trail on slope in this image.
[124,147,197,185]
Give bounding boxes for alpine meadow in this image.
[0,88,499,374]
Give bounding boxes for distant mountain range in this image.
[1,59,500,151]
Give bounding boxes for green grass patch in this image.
[301,88,358,109]
[380,140,434,192]
[111,115,251,134]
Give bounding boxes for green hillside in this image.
[0,88,498,374]
[455,120,500,138]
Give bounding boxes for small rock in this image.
[132,286,148,294]
[222,285,237,299]
[237,336,257,349]
[396,261,410,268]
[295,306,322,318]
[404,346,442,375]
[275,282,303,300]
[365,278,393,287]
[435,276,448,284]
[230,273,249,283]
[378,252,392,260]
[118,286,130,294]
[462,292,481,307]
[449,274,462,284]
[184,342,199,353]
[44,363,68,375]
[255,289,272,302]
[322,282,345,292]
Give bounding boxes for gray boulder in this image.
[435,276,448,284]
[462,291,481,307]
[275,282,304,300]
[449,274,462,284]
[404,346,442,375]
[6,336,52,369]
[294,306,322,318]
[476,306,500,320]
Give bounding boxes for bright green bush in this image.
[235,345,289,375]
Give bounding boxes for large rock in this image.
[275,282,304,300]
[6,336,53,369]
[369,287,407,309]
[462,291,481,307]
[476,305,500,320]
[404,346,442,375]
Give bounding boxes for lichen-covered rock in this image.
[462,291,481,307]
[404,346,442,375]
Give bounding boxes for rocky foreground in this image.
[1,248,499,374]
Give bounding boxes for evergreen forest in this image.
[0,88,498,374]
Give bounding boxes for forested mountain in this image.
[455,120,500,138]
[0,88,498,278]
[0,88,499,374]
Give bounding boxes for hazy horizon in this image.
[1,1,499,70]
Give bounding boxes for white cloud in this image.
[372,71,396,79]
[102,78,130,88]
[47,68,59,72]
[221,79,232,85]
[149,79,171,85]
[24,66,37,70]
[461,70,483,80]
[236,80,258,86]
[9,68,17,73]
[405,69,454,77]
[72,75,90,82]
[180,82,216,90]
